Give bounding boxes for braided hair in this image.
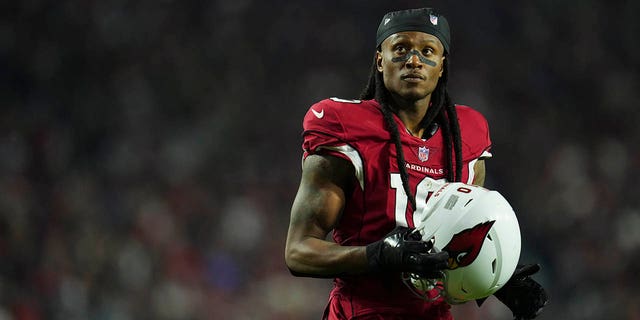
[359,52,462,211]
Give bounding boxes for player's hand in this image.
[366,226,449,278]
[494,264,548,320]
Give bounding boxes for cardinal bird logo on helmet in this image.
[443,221,495,270]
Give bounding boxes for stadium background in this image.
[1,1,638,319]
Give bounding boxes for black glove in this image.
[494,264,549,320]
[366,226,449,278]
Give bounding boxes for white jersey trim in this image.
[317,145,364,190]
[467,158,478,184]
[466,151,492,184]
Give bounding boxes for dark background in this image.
[1,1,639,319]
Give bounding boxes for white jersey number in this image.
[390,174,446,227]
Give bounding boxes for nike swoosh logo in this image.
[311,108,324,119]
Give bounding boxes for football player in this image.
[285,7,547,320]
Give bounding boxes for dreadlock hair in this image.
[359,51,462,211]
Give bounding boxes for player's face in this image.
[377,32,445,102]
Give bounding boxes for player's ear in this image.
[376,50,383,72]
[438,56,445,78]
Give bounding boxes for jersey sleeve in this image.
[456,105,492,161]
[301,99,351,161]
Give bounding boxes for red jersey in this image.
[302,98,492,319]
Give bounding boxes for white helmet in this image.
[407,183,521,304]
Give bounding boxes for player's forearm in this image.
[285,236,369,278]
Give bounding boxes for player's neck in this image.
[391,95,431,137]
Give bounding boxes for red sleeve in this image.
[301,99,351,162]
[455,105,492,161]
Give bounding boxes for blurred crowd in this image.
[1,0,638,319]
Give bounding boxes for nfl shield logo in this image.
[418,146,429,162]
[429,14,438,25]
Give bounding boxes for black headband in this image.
[376,8,451,53]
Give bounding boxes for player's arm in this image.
[285,153,449,278]
[285,153,368,277]
[472,159,486,186]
